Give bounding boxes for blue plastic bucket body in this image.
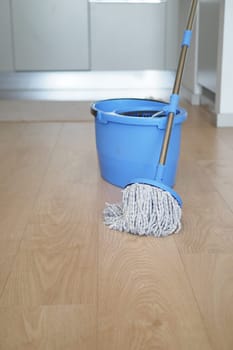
[91,98,187,188]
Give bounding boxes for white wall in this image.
[198,0,220,93]
[179,0,233,127]
[215,0,233,126]
[165,0,180,70]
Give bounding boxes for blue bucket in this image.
[91,98,187,188]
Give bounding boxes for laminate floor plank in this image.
[0,247,96,307]
[0,102,233,349]
[198,159,233,212]
[0,123,98,309]
[0,240,20,295]
[0,123,62,305]
[174,106,233,349]
[0,305,96,350]
[98,226,211,350]
[175,163,233,254]
[0,123,62,197]
[180,254,233,350]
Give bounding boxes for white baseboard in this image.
[216,113,233,127]
[181,87,201,105]
[0,70,174,103]
[0,70,175,121]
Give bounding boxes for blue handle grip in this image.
[182,30,193,47]
[167,94,180,114]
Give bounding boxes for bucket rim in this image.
[91,98,187,127]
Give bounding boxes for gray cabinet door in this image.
[0,0,13,71]
[90,2,166,70]
[12,0,89,71]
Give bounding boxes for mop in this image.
[103,0,198,237]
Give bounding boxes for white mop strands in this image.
[103,183,182,237]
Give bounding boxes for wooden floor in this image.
[0,102,233,349]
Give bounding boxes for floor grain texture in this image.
[0,102,233,349]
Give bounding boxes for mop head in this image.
[103,183,182,237]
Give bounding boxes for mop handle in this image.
[159,0,198,166]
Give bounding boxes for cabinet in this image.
[0,0,179,72]
[90,2,167,70]
[11,0,89,71]
[0,0,13,71]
